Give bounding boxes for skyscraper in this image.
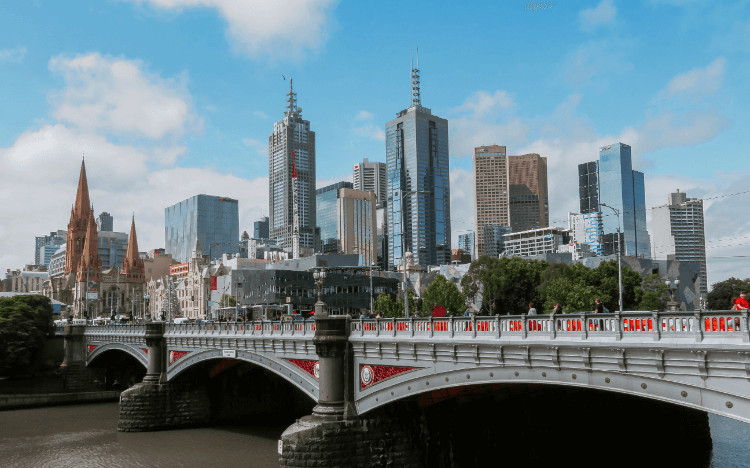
[652,190,707,297]
[96,212,113,232]
[316,181,353,253]
[35,230,66,265]
[165,194,239,263]
[386,52,451,269]
[254,216,269,239]
[353,158,387,208]
[457,232,475,260]
[508,153,548,232]
[473,145,509,257]
[338,188,377,266]
[268,79,316,254]
[578,143,649,258]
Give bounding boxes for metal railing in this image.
[349,310,750,342]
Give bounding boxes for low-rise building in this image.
[503,227,570,257]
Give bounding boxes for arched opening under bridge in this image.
[87,347,147,390]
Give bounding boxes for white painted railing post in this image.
[581,311,588,339]
[410,316,414,338]
[549,311,557,339]
[449,316,454,338]
[496,316,501,339]
[695,311,704,343]
[653,311,661,342]
[614,311,622,341]
[743,311,749,343]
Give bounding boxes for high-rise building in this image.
[578,143,649,258]
[508,153,549,232]
[35,230,66,265]
[483,224,512,258]
[97,231,129,270]
[338,188,377,266]
[165,194,240,263]
[268,79,316,254]
[254,216,269,239]
[503,227,570,258]
[652,190,707,297]
[353,158,387,208]
[473,145,509,257]
[316,181,353,253]
[96,212,113,232]
[457,232,475,260]
[386,53,451,269]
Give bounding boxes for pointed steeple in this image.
[77,210,101,282]
[192,237,202,259]
[73,158,91,222]
[121,215,145,282]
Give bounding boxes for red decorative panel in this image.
[287,359,319,380]
[360,365,417,390]
[169,350,189,366]
[87,344,97,355]
[142,348,148,354]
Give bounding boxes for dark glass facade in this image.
[164,194,240,263]
[315,181,352,253]
[386,106,451,269]
[579,143,649,258]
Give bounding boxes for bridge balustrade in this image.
[350,310,749,342]
[163,320,315,337]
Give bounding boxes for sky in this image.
[1,0,749,288]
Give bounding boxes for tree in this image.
[421,274,466,316]
[373,293,399,318]
[706,277,750,310]
[220,294,237,307]
[464,257,549,315]
[638,273,669,311]
[0,295,55,376]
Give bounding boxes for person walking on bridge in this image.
[734,292,749,310]
[527,302,537,315]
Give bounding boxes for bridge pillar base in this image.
[117,382,209,432]
[279,417,420,468]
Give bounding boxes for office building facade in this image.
[338,188,377,266]
[503,227,571,258]
[34,230,66,266]
[652,190,708,297]
[268,79,316,253]
[353,158,387,208]
[457,232,475,260]
[96,212,113,232]
[578,143,649,258]
[254,216,269,239]
[165,194,240,263]
[483,224,512,258]
[473,145,509,257]
[316,181,353,253]
[386,60,451,269]
[508,153,549,232]
[98,231,129,270]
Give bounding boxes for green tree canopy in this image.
[461,257,549,315]
[0,295,54,376]
[706,277,750,310]
[421,274,466,316]
[637,273,669,311]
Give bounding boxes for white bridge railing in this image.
[164,321,316,337]
[350,310,750,342]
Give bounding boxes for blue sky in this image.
[1,0,749,286]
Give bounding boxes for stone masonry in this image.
[118,382,210,432]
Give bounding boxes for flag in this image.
[210,276,218,290]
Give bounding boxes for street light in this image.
[599,203,623,313]
[665,277,680,311]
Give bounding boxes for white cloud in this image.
[579,0,617,30]
[243,137,268,156]
[449,167,475,242]
[0,46,27,63]
[254,111,268,118]
[452,90,513,117]
[355,110,373,120]
[48,53,200,143]
[354,125,385,141]
[126,0,338,59]
[655,57,726,101]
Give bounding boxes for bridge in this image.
[57,309,750,466]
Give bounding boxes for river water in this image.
[1,402,749,467]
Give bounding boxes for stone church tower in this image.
[65,159,92,275]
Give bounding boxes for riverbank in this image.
[0,390,121,410]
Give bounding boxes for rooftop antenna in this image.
[411,46,421,107]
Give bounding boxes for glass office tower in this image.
[385,60,451,269]
[316,181,353,253]
[579,143,649,258]
[165,194,240,263]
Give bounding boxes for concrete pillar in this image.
[61,324,86,368]
[310,315,351,421]
[143,322,166,384]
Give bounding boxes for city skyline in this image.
[2,1,750,284]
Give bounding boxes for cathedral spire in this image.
[77,210,101,281]
[121,215,145,281]
[73,158,91,222]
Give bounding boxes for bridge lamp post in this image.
[599,203,623,313]
[313,269,328,316]
[665,278,680,311]
[235,278,243,322]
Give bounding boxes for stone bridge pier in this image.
[117,322,210,432]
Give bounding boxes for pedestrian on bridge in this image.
[527,303,537,315]
[552,303,562,314]
[734,292,749,310]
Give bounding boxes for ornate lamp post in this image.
[313,269,328,316]
[665,277,680,311]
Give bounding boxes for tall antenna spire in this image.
[411,46,421,107]
[286,77,297,117]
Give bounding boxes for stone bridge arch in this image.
[166,348,319,400]
[86,342,148,368]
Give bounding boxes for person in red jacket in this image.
[734,292,750,310]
